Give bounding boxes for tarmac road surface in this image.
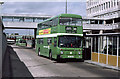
[10,45,119,78]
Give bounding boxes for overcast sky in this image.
[3,2,86,35]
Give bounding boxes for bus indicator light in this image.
[60,49,63,51]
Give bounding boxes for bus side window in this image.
[47,38,52,45]
[37,39,39,44]
[38,39,40,44]
[39,38,43,44]
[20,40,22,43]
[54,37,57,47]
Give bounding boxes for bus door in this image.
[47,37,57,58]
[52,37,57,57]
[47,38,52,56]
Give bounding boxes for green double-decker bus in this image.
[36,14,83,60]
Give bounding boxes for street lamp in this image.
[0,2,4,79]
[65,0,67,14]
[0,2,4,17]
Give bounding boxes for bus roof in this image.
[38,14,82,25]
[58,14,82,19]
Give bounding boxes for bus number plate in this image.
[68,56,74,58]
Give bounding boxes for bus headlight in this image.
[61,51,63,54]
[73,27,77,31]
[79,49,82,51]
[78,52,81,55]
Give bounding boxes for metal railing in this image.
[83,22,120,30]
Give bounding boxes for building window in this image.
[114,0,116,6]
[107,36,117,56]
[104,3,105,9]
[102,4,103,10]
[90,8,91,13]
[87,2,89,6]
[108,2,110,8]
[111,1,113,7]
[117,0,119,5]
[99,5,100,11]
[106,2,108,9]
[95,7,96,12]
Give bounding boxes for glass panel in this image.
[94,37,96,52]
[108,36,113,55]
[39,38,43,44]
[113,36,117,55]
[92,37,98,53]
[99,36,103,53]
[47,38,52,45]
[3,17,13,22]
[96,37,98,52]
[35,18,43,22]
[92,37,95,52]
[54,37,57,47]
[14,17,20,22]
[119,36,120,56]
[38,24,50,30]
[25,18,33,22]
[102,36,107,54]
[84,37,91,48]
[52,18,58,26]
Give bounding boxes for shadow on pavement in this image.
[12,45,33,49]
[67,61,120,78]
[52,58,84,63]
[2,46,34,78]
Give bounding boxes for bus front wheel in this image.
[49,51,52,60]
[38,48,41,56]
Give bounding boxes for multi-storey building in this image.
[86,0,120,19]
[84,0,120,68]
[85,0,120,34]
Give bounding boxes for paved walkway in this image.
[2,46,33,78]
[2,45,120,78]
[85,60,120,71]
[2,46,12,77]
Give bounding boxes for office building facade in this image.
[85,0,120,68]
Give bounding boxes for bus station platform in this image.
[2,45,119,78]
[84,60,120,71]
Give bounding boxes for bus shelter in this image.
[86,33,120,68]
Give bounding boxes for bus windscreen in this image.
[58,36,82,48]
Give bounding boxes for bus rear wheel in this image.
[38,48,41,56]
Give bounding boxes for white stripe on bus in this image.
[36,33,83,38]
